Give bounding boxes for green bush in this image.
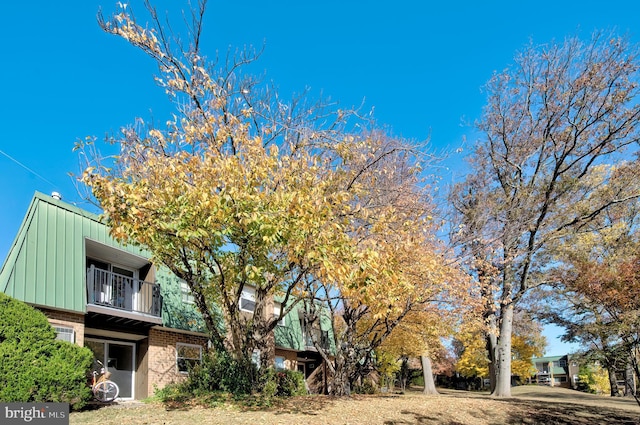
[259,368,306,397]
[185,350,257,396]
[157,350,307,404]
[152,381,192,404]
[0,293,93,409]
[0,292,55,343]
[411,373,425,387]
[353,378,378,394]
[259,368,279,398]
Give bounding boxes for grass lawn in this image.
[70,385,640,425]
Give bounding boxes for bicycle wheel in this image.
[94,380,119,402]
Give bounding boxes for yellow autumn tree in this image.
[455,310,545,384]
[303,192,471,395]
[455,330,490,380]
[378,309,450,394]
[511,334,545,383]
[78,0,450,395]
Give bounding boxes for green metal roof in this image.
[532,355,569,375]
[0,192,151,313]
[532,355,566,363]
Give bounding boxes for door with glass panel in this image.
[86,339,136,399]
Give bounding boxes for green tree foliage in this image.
[0,293,93,409]
[578,364,610,395]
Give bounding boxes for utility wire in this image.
[0,149,59,188]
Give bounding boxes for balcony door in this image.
[87,258,138,310]
[111,265,136,310]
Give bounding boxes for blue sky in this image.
[2,0,638,355]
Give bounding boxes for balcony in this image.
[304,329,330,351]
[86,265,162,324]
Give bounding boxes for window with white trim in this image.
[176,343,202,373]
[180,281,195,305]
[273,302,286,326]
[240,286,256,313]
[53,326,75,343]
[275,355,286,370]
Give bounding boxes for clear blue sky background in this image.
[2,0,639,356]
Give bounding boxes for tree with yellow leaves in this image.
[454,328,490,381]
[381,313,450,394]
[454,310,545,385]
[77,0,451,395]
[303,197,473,395]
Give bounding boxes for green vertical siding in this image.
[0,192,153,313]
[274,302,335,353]
[1,192,313,340]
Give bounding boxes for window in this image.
[275,356,286,370]
[273,303,286,326]
[240,286,256,313]
[180,281,195,305]
[176,343,202,373]
[559,359,567,367]
[53,326,75,343]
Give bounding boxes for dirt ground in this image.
[70,385,640,425]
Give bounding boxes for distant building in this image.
[531,355,579,389]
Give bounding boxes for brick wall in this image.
[275,348,298,371]
[147,327,208,396]
[40,307,86,347]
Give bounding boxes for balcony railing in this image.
[86,265,162,318]
[304,329,330,351]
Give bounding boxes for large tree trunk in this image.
[421,354,439,395]
[330,354,352,396]
[491,303,514,397]
[623,360,636,397]
[485,314,498,393]
[608,367,620,397]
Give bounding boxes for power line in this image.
[0,149,59,188]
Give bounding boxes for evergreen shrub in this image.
[0,293,93,409]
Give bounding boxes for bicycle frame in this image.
[91,360,120,403]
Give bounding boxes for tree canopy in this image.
[77,0,457,394]
[75,0,640,399]
[450,33,640,396]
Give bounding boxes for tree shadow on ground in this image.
[379,398,639,425]
[499,398,639,425]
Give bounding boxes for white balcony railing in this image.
[86,265,162,318]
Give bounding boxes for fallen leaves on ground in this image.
[70,386,640,425]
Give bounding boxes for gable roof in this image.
[0,192,149,313]
[532,355,567,363]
